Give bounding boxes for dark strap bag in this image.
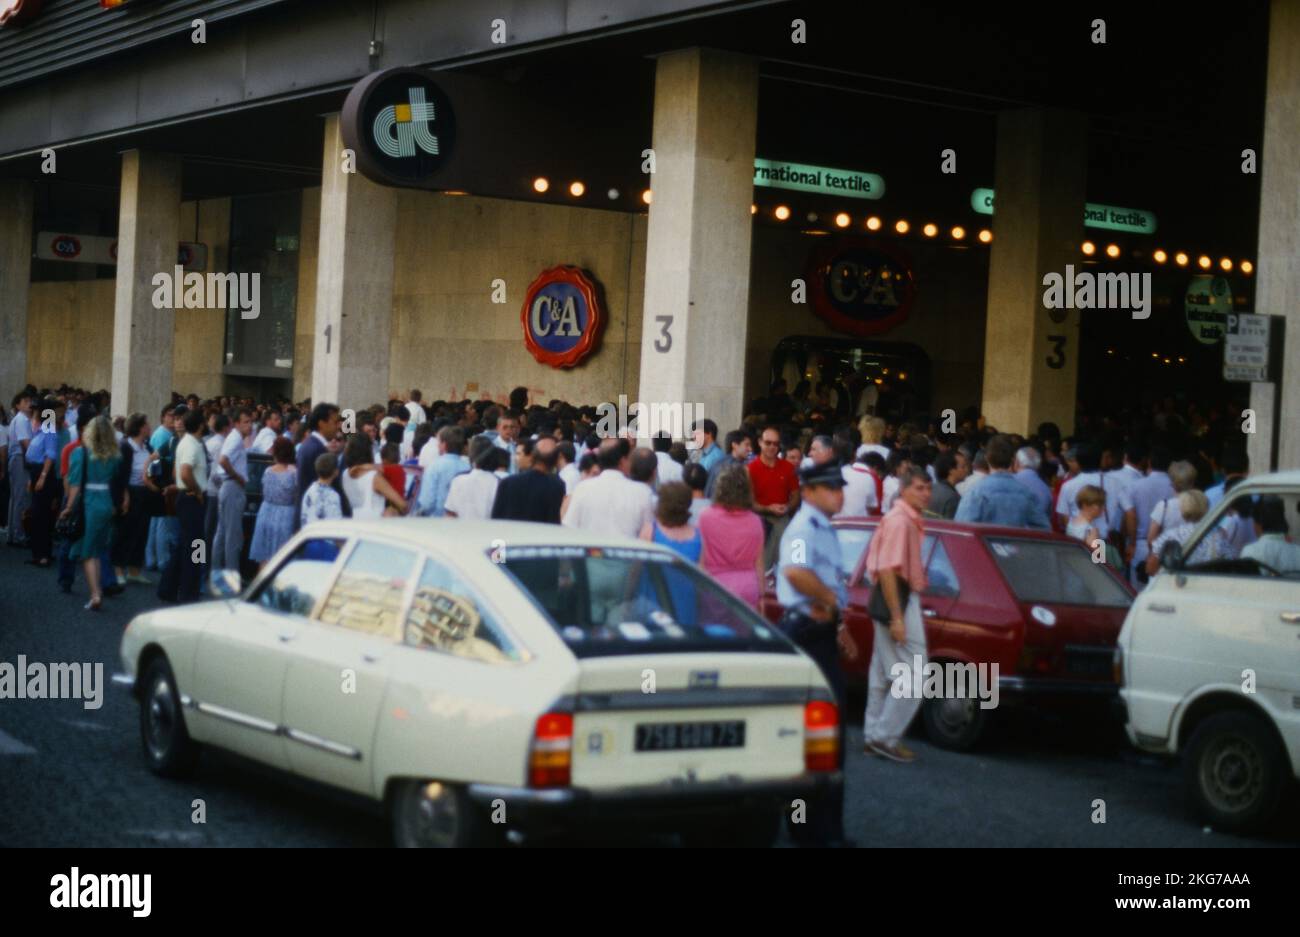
[867,573,911,623]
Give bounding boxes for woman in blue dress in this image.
[61,415,122,611]
[249,436,298,568]
[639,482,702,626]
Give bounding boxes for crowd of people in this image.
[2,382,1293,607]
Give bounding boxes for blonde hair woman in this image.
[60,414,123,611]
[1147,459,1198,547]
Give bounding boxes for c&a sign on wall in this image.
[521,266,605,368]
[806,239,916,337]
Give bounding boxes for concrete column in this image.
[111,150,182,418]
[979,108,1088,436]
[310,114,397,410]
[1249,0,1300,472]
[0,180,34,397]
[636,48,758,438]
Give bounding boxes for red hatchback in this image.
[761,518,1135,750]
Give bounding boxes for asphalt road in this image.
[1,542,1296,848]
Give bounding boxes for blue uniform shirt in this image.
[24,428,60,468]
[776,501,847,610]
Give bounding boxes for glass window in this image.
[319,540,418,638]
[1184,490,1300,579]
[256,538,346,618]
[987,538,1131,608]
[500,546,795,658]
[837,527,873,578]
[924,538,960,598]
[404,557,523,663]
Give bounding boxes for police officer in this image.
[776,461,851,847]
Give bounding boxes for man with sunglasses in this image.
[749,425,800,569]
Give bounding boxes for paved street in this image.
[0,544,1295,848]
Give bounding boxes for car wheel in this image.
[922,691,987,751]
[1184,711,1287,834]
[390,780,500,848]
[681,809,782,848]
[139,657,199,779]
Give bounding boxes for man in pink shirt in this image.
[861,466,932,762]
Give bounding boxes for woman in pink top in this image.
[697,465,765,608]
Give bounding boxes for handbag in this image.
[54,495,85,543]
[867,572,911,623]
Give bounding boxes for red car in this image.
[761,518,1135,750]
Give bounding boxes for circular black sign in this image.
[341,68,457,188]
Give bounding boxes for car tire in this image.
[139,656,200,779]
[681,809,782,848]
[922,691,987,751]
[390,780,501,848]
[1183,711,1287,834]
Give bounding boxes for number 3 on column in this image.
[1046,334,1066,370]
[654,315,673,353]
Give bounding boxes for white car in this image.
[1117,471,1300,833]
[117,520,841,846]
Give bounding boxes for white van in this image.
[1116,471,1300,833]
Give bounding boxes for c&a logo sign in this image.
[521,266,605,369]
[0,0,43,28]
[341,67,457,188]
[806,238,916,337]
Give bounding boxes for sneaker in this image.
[874,743,917,764]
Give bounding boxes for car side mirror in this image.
[1159,540,1184,571]
[210,568,243,599]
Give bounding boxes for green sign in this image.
[1185,275,1231,345]
[754,159,884,200]
[971,188,1156,234]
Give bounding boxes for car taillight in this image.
[528,712,572,787]
[1112,646,1124,687]
[804,700,839,772]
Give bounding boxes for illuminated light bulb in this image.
[1175,252,1188,266]
[1220,257,1232,271]
[750,204,757,215]
[641,189,653,205]
[1198,255,1211,269]
[532,177,549,193]
[835,212,851,228]
[1105,244,1120,259]
[923,223,938,237]
[568,181,585,197]
[1153,249,1167,263]
[1081,241,1096,256]
[774,205,791,221]
[951,226,965,240]
[895,219,910,234]
[866,216,882,231]
[978,229,992,243]
[1241,260,1253,274]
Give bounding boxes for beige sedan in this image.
[117,519,841,846]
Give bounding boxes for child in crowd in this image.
[300,452,342,525]
[1067,485,1106,551]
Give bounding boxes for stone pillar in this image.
[1250,0,1300,472]
[979,108,1088,436]
[111,150,182,418]
[636,48,758,439]
[310,114,397,410]
[0,181,34,397]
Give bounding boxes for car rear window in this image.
[987,538,1131,608]
[498,546,795,658]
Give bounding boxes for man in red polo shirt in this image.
[749,425,800,568]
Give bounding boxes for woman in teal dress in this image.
[61,415,122,611]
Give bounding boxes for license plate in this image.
[634,720,745,752]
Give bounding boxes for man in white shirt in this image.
[650,433,682,486]
[444,437,499,520]
[203,412,231,555]
[955,448,987,497]
[1241,497,1300,573]
[7,392,34,545]
[405,389,428,427]
[557,442,580,495]
[250,410,283,454]
[562,440,654,539]
[212,408,253,572]
[1121,448,1175,578]
[835,459,879,518]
